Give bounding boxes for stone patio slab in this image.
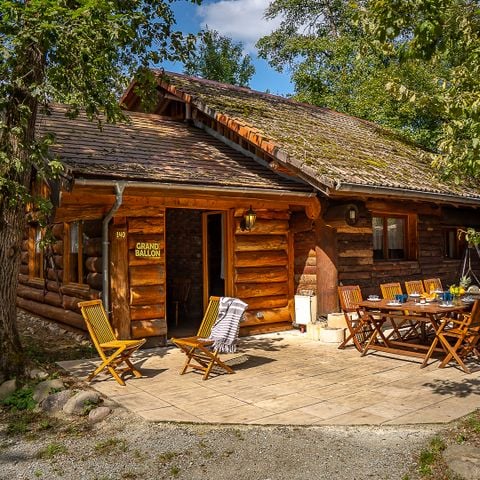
[58,330,480,426]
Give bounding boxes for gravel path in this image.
[1,406,440,480]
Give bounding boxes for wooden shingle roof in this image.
[36,104,311,193]
[152,71,480,204]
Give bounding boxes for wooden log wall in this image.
[233,209,293,335]
[127,216,167,339]
[17,221,102,331]
[336,204,480,299]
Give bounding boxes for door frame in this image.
[201,210,234,309]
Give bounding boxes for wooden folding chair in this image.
[78,299,146,386]
[433,300,480,373]
[405,280,426,295]
[380,282,419,341]
[424,278,443,293]
[337,285,377,353]
[171,296,235,380]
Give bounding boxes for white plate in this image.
[367,298,381,302]
[386,302,402,306]
[439,303,454,308]
[409,293,421,298]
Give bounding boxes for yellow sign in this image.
[135,242,161,258]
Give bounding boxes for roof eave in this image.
[332,182,480,207]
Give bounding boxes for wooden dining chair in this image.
[337,285,375,353]
[380,282,402,300]
[405,280,426,295]
[433,300,480,373]
[424,278,443,293]
[380,282,419,340]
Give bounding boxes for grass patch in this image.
[36,442,67,459]
[170,466,180,477]
[418,436,446,476]
[158,451,178,464]
[465,413,480,434]
[5,410,40,436]
[95,438,127,454]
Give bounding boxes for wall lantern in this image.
[241,206,257,231]
[345,204,359,226]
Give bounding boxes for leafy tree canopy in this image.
[0,0,197,379]
[183,27,255,87]
[257,0,480,181]
[367,0,480,181]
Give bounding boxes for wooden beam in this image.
[110,217,131,339]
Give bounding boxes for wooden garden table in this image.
[358,298,467,367]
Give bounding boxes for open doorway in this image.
[202,212,226,306]
[166,208,226,338]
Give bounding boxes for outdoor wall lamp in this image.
[241,206,257,231]
[345,204,359,226]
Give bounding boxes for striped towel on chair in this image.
[208,297,248,353]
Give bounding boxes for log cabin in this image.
[19,71,480,345]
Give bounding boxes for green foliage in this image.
[257,0,480,180]
[95,437,127,454]
[417,436,446,475]
[367,0,480,181]
[257,0,442,149]
[458,228,480,247]
[183,28,255,86]
[36,442,67,460]
[0,0,197,204]
[1,386,36,411]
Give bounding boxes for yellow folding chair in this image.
[78,299,146,386]
[424,278,443,293]
[405,280,426,295]
[171,296,235,380]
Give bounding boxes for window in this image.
[373,214,409,260]
[65,221,89,284]
[28,226,44,278]
[444,227,467,259]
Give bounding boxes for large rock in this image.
[443,444,480,480]
[33,379,64,403]
[28,368,49,381]
[41,390,71,413]
[88,406,111,424]
[0,379,17,401]
[63,390,100,415]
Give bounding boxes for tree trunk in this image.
[0,39,43,380]
[0,201,27,380]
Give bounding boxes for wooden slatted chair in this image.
[380,282,402,300]
[380,283,420,341]
[424,278,443,293]
[433,300,480,373]
[337,285,376,353]
[405,280,426,295]
[78,299,146,386]
[171,296,235,380]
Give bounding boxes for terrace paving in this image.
[59,330,480,425]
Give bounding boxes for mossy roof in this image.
[155,71,480,203]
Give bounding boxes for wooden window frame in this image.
[63,221,85,285]
[28,225,44,278]
[443,227,467,259]
[372,212,417,261]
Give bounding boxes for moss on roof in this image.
[157,71,480,201]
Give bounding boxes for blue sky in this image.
[163,0,294,96]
